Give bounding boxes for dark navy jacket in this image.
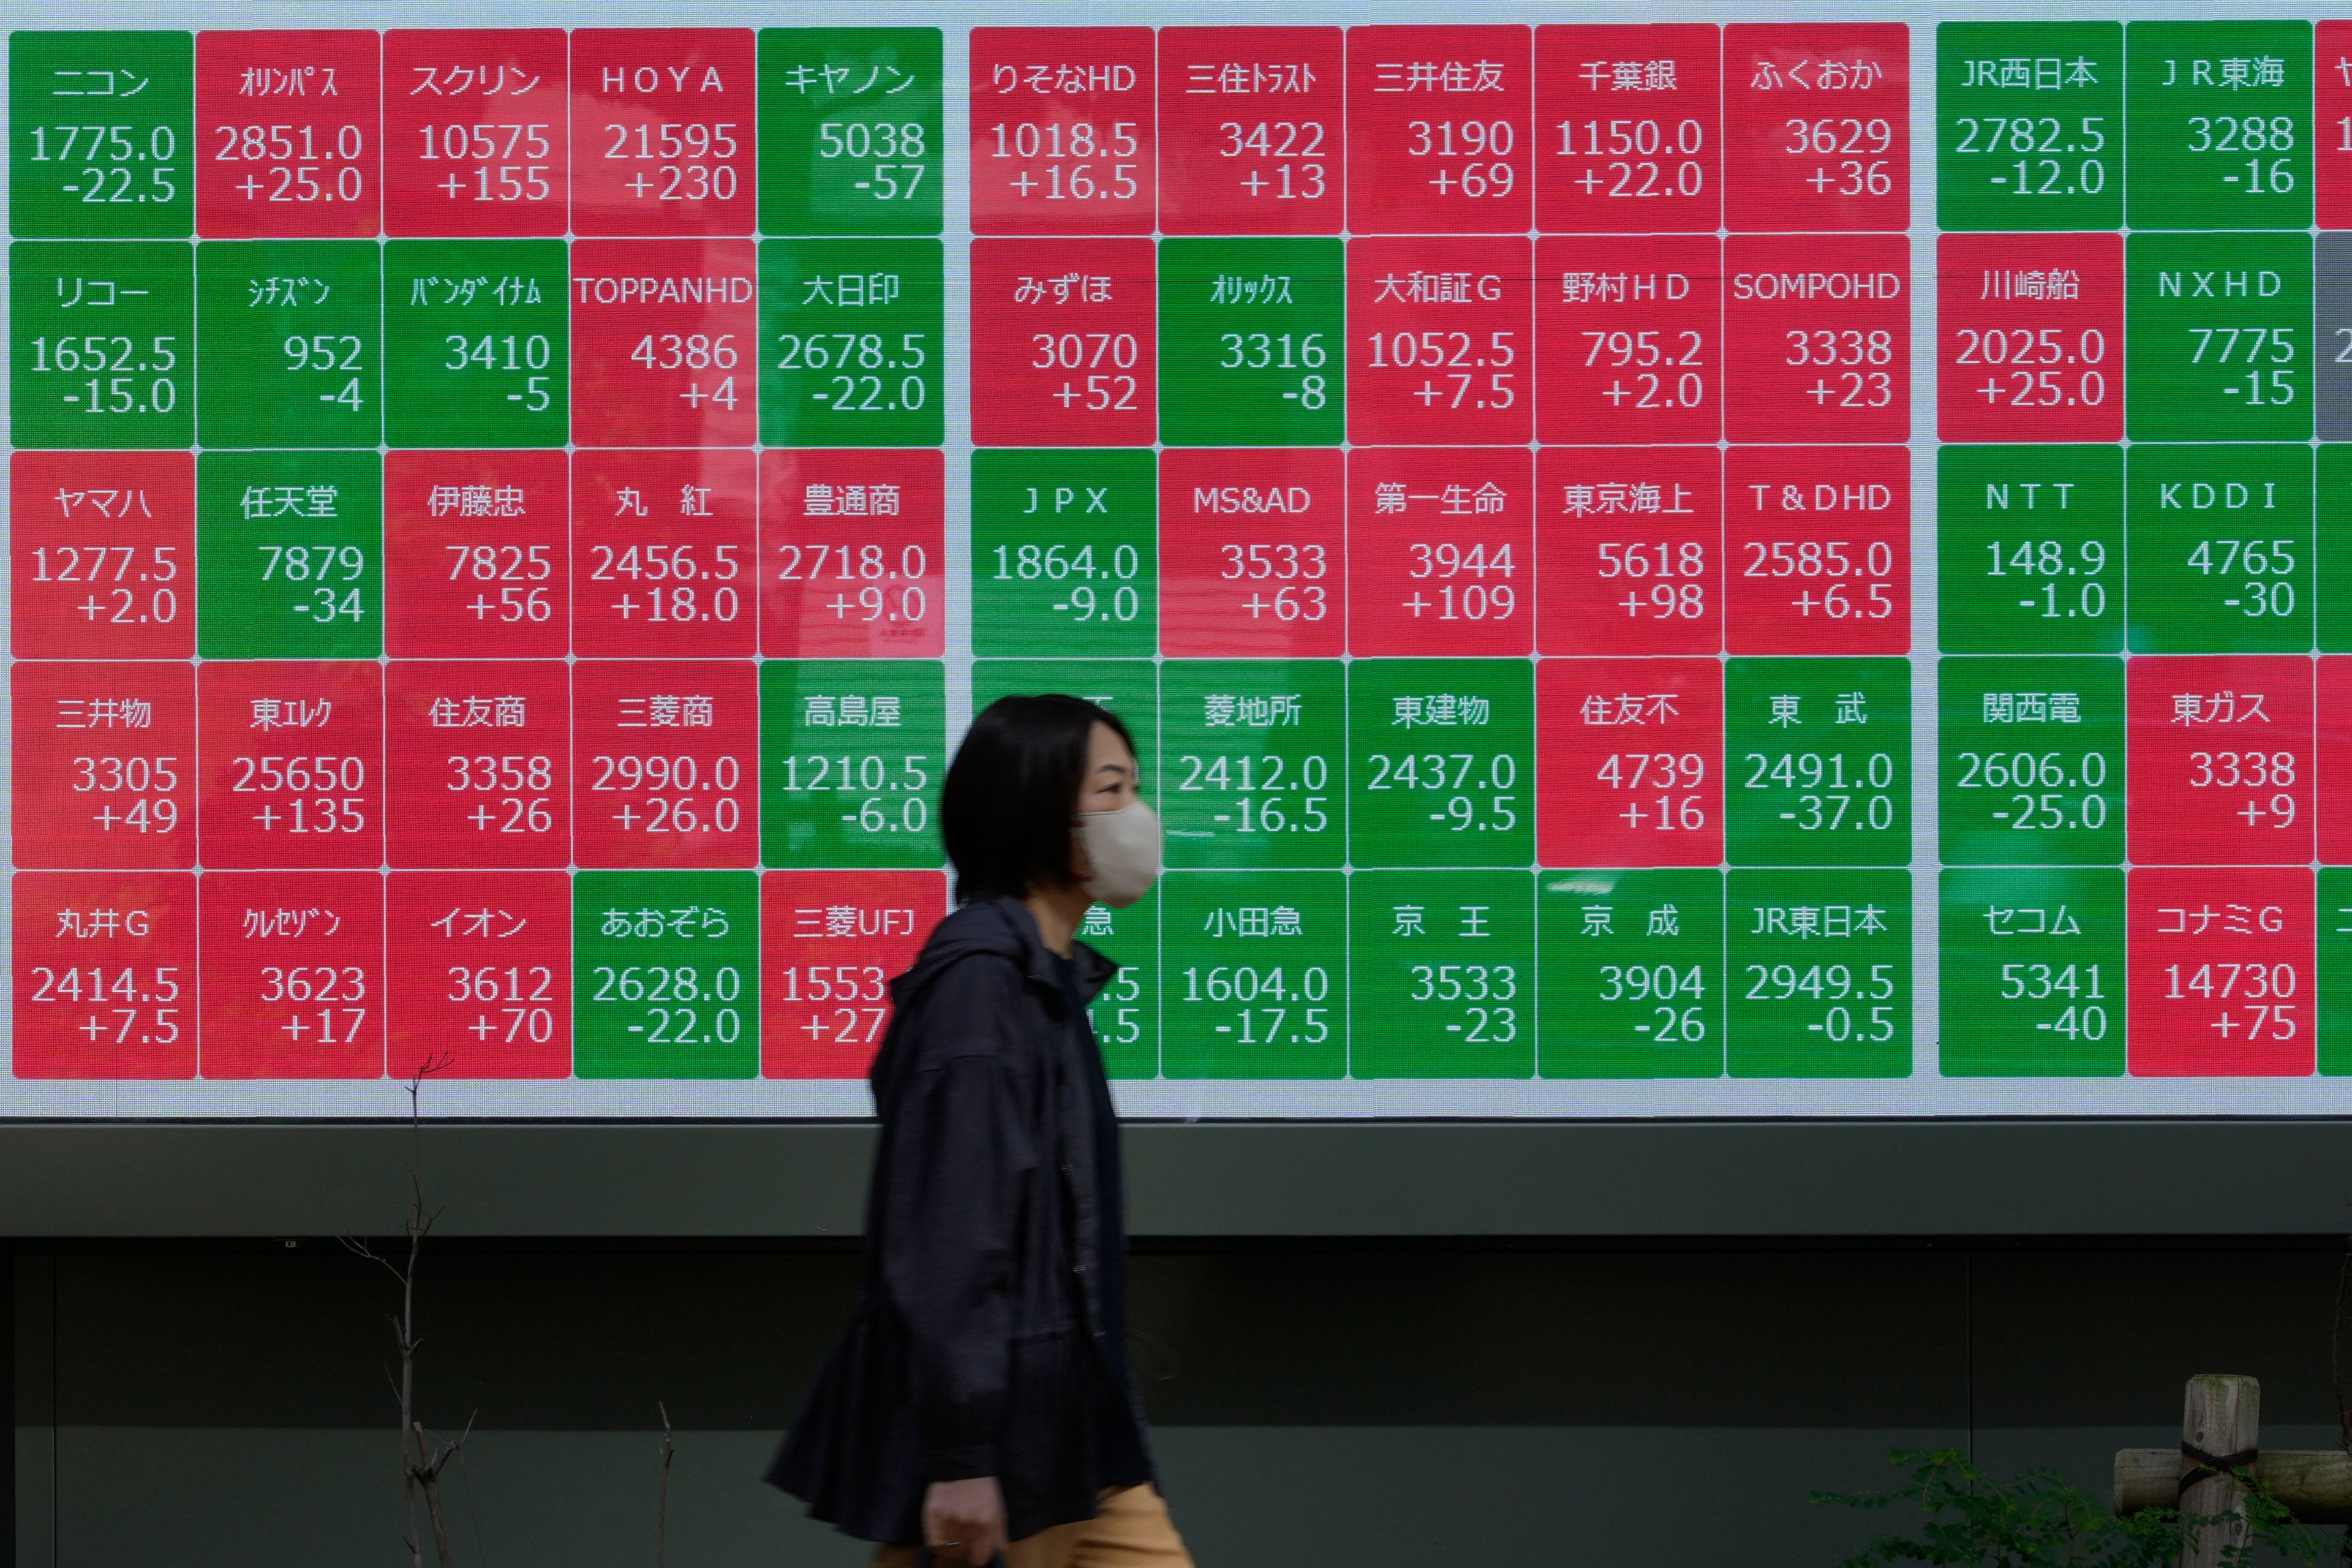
[766,896,1152,1544]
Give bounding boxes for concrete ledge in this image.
[0,1119,2348,1237]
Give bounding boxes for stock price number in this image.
[1365,329,1516,413]
[26,121,179,205]
[260,963,367,1047]
[214,121,367,203]
[442,330,553,413]
[282,331,366,413]
[590,752,744,834]
[1219,119,1327,200]
[415,121,552,203]
[780,542,931,626]
[991,541,1142,627]
[72,753,179,834]
[1959,326,2107,410]
[1408,961,1518,1047]
[986,120,1140,202]
[447,542,552,624]
[2186,114,2297,197]
[1404,541,1515,622]
[27,333,181,420]
[631,333,739,412]
[2165,956,2296,1044]
[1983,537,2108,622]
[1599,540,1705,620]
[28,962,182,1049]
[778,330,929,415]
[1784,117,1893,197]
[1406,118,1514,197]
[1596,750,1706,835]
[2187,325,2297,409]
[601,120,740,202]
[1743,750,1898,832]
[447,963,556,1046]
[2184,536,2297,619]
[1221,541,1327,622]
[1597,961,1706,1046]
[1218,329,1329,411]
[1555,116,1705,200]
[1954,748,2112,832]
[33,541,179,628]
[1583,327,1705,412]
[1950,114,2109,198]
[260,543,367,624]
[1743,960,1898,1044]
[230,754,366,834]
[1743,538,1896,620]
[816,118,927,202]
[1179,963,1333,1047]
[2186,748,2299,830]
[1786,326,1893,410]
[2000,960,2109,1044]
[1035,331,1138,413]
[1175,750,1332,836]
[775,751,930,837]
[776,963,889,1048]
[1364,749,1520,834]
[591,540,742,626]
[592,962,746,1047]
[446,753,555,835]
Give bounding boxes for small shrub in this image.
[1813,1447,2327,1568]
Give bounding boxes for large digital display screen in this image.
[6,5,2351,1117]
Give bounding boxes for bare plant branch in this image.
[657,1403,676,1568]
[336,1060,461,1568]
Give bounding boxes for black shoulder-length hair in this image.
[941,694,1136,903]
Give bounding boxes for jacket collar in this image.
[987,896,1120,1007]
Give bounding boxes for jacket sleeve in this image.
[875,957,1035,1482]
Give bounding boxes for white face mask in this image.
[1076,800,1161,909]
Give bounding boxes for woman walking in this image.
[770,694,1193,1567]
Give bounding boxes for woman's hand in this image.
[923,1476,1006,1565]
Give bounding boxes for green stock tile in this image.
[1158,237,1344,447]
[1936,23,2123,232]
[1160,871,1344,1078]
[2124,232,2312,443]
[971,450,1158,657]
[1161,660,1344,870]
[2125,21,2313,231]
[1936,445,2122,654]
[10,31,193,237]
[1346,659,1535,869]
[1349,869,1534,1079]
[759,238,943,447]
[2124,443,2313,653]
[1939,867,2125,1076]
[759,659,946,869]
[196,239,381,448]
[383,240,568,448]
[196,449,382,658]
[573,873,760,1079]
[1537,869,1724,1079]
[758,28,943,235]
[1724,658,1912,867]
[1725,869,1912,1077]
[10,239,192,448]
[1937,657,2125,867]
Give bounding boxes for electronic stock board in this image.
[7,5,2352,1120]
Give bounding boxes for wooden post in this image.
[2178,1373,2260,1568]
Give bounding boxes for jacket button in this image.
[1061,1161,1074,1174]
[1073,1262,1087,1275]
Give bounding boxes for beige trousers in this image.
[873,1485,1193,1568]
